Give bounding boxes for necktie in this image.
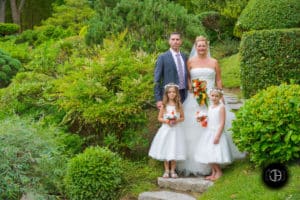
[176,53,184,89]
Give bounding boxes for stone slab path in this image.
[138,177,213,200]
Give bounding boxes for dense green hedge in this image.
[234,0,300,37]
[239,28,300,98]
[232,84,300,166]
[64,147,124,200]
[0,49,22,87]
[0,23,20,36]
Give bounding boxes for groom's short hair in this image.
[169,32,181,39]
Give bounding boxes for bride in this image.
[177,36,244,176]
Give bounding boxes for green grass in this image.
[199,159,300,200]
[220,53,241,88]
[121,159,162,199]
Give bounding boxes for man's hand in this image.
[156,101,163,109]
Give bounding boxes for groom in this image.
[154,32,188,109]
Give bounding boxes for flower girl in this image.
[149,83,186,178]
[194,88,233,181]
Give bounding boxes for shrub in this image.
[0,115,79,199]
[53,33,152,154]
[234,0,300,37]
[0,39,31,64]
[198,11,221,42]
[232,83,300,166]
[0,72,60,120]
[14,29,39,45]
[239,28,300,98]
[0,49,22,87]
[64,146,124,200]
[0,23,20,35]
[86,0,206,53]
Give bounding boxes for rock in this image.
[138,190,196,200]
[157,177,213,193]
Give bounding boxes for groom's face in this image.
[169,34,182,51]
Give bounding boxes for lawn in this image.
[220,53,241,89]
[199,159,300,200]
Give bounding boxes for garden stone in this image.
[157,177,213,193]
[138,190,196,200]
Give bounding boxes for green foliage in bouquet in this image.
[239,28,300,98]
[0,49,22,87]
[232,83,300,166]
[234,0,300,37]
[86,0,206,52]
[0,23,20,36]
[53,32,153,154]
[0,115,81,199]
[64,146,124,200]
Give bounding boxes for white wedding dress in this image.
[176,68,244,176]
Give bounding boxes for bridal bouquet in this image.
[192,79,208,107]
[196,111,208,127]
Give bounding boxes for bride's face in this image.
[195,41,207,55]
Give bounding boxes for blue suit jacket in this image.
[154,50,188,102]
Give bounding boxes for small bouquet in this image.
[164,110,177,125]
[196,111,208,127]
[192,79,208,107]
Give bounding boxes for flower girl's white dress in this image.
[194,104,233,164]
[148,105,186,161]
[177,68,244,175]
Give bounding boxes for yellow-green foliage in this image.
[53,33,154,152]
[232,83,300,166]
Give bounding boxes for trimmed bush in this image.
[232,83,300,166]
[0,49,22,87]
[234,0,300,37]
[64,146,124,200]
[239,28,300,98]
[0,23,20,36]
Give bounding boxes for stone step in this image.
[157,177,213,193]
[138,190,196,200]
[223,92,244,111]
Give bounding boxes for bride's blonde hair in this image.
[194,36,209,46]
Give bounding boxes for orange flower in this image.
[192,79,208,107]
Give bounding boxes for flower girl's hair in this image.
[162,83,182,112]
[209,87,224,97]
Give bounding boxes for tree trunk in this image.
[10,0,26,25]
[0,0,6,22]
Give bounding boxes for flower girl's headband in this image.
[164,83,179,90]
[209,87,224,95]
